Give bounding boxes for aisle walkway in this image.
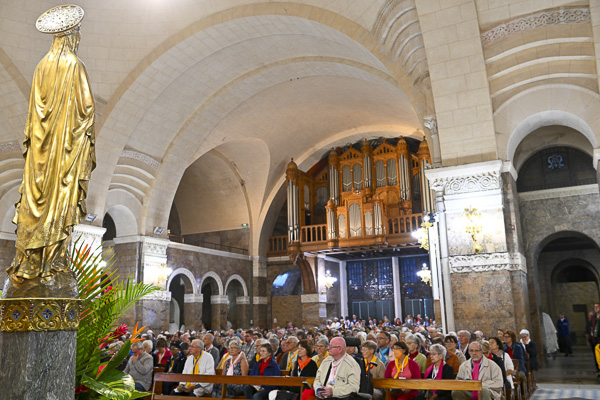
[536,345,598,384]
[531,384,600,400]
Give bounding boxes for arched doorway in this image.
[226,280,244,329]
[201,277,219,330]
[167,270,195,332]
[536,234,600,344]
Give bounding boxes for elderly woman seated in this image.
[361,340,386,400]
[385,341,422,400]
[416,344,454,400]
[214,337,249,398]
[245,343,281,400]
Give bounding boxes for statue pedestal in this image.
[0,330,77,399]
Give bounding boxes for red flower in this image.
[75,384,89,394]
[102,285,113,295]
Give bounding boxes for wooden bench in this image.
[371,378,483,400]
[151,374,315,400]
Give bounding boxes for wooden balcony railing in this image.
[301,224,327,243]
[268,235,288,255]
[388,214,423,235]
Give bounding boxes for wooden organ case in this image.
[271,137,435,260]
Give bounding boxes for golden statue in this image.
[7,5,95,287]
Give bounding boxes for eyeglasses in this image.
[330,346,342,349]
[470,349,483,353]
[503,335,510,338]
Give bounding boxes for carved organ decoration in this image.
[285,137,432,250]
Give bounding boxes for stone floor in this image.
[530,345,600,399]
[536,345,598,384]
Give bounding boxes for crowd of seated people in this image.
[102,315,539,400]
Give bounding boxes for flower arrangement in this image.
[70,241,160,399]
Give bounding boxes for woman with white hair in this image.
[417,344,454,400]
[311,336,329,367]
[520,329,538,371]
[406,334,427,376]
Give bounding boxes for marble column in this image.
[211,295,228,331]
[391,257,402,320]
[236,296,250,328]
[139,236,171,330]
[184,294,203,329]
[301,293,327,328]
[71,223,106,256]
[252,257,268,328]
[426,160,529,336]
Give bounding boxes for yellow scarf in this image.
[394,356,408,379]
[287,350,299,370]
[218,353,230,369]
[256,353,261,362]
[365,356,375,374]
[186,351,203,388]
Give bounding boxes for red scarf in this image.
[506,345,513,359]
[409,351,419,360]
[259,357,271,375]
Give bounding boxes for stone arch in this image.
[494,84,600,163]
[105,205,138,238]
[507,110,597,164]
[224,274,248,297]
[167,267,198,295]
[200,271,224,296]
[550,258,600,286]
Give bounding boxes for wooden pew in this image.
[151,373,315,400]
[371,378,483,400]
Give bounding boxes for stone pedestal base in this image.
[0,330,77,399]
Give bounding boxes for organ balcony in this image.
[267,137,435,257]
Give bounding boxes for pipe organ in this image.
[284,137,431,252]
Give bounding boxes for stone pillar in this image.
[426,161,529,337]
[71,223,106,256]
[301,293,327,328]
[236,296,250,328]
[391,257,402,320]
[211,295,228,331]
[252,257,268,328]
[184,294,203,330]
[339,261,348,317]
[139,236,171,330]
[252,296,267,328]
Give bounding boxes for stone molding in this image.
[449,252,526,274]
[253,256,267,278]
[236,296,250,305]
[210,295,228,305]
[593,148,600,170]
[224,274,249,297]
[141,236,169,258]
[143,290,172,301]
[426,161,502,195]
[518,184,599,202]
[184,294,203,303]
[120,149,160,169]
[423,116,437,136]
[253,296,267,305]
[482,7,590,46]
[169,241,251,261]
[0,141,21,153]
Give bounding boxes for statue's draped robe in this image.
[9,37,96,281]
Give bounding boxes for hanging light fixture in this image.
[416,263,432,286]
[320,270,338,294]
[464,206,483,254]
[413,221,433,251]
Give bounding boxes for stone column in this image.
[210,295,228,331]
[301,293,327,328]
[139,236,171,330]
[339,261,348,317]
[426,161,529,336]
[184,294,203,329]
[391,257,402,320]
[236,296,250,328]
[71,223,106,256]
[252,257,268,328]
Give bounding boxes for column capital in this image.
[71,224,106,254]
[210,295,228,304]
[143,290,172,301]
[236,296,250,305]
[184,294,203,303]
[253,296,267,305]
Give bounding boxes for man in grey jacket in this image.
[124,342,154,392]
[452,342,503,400]
[313,337,361,399]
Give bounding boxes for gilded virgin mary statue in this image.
[7,5,95,288]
